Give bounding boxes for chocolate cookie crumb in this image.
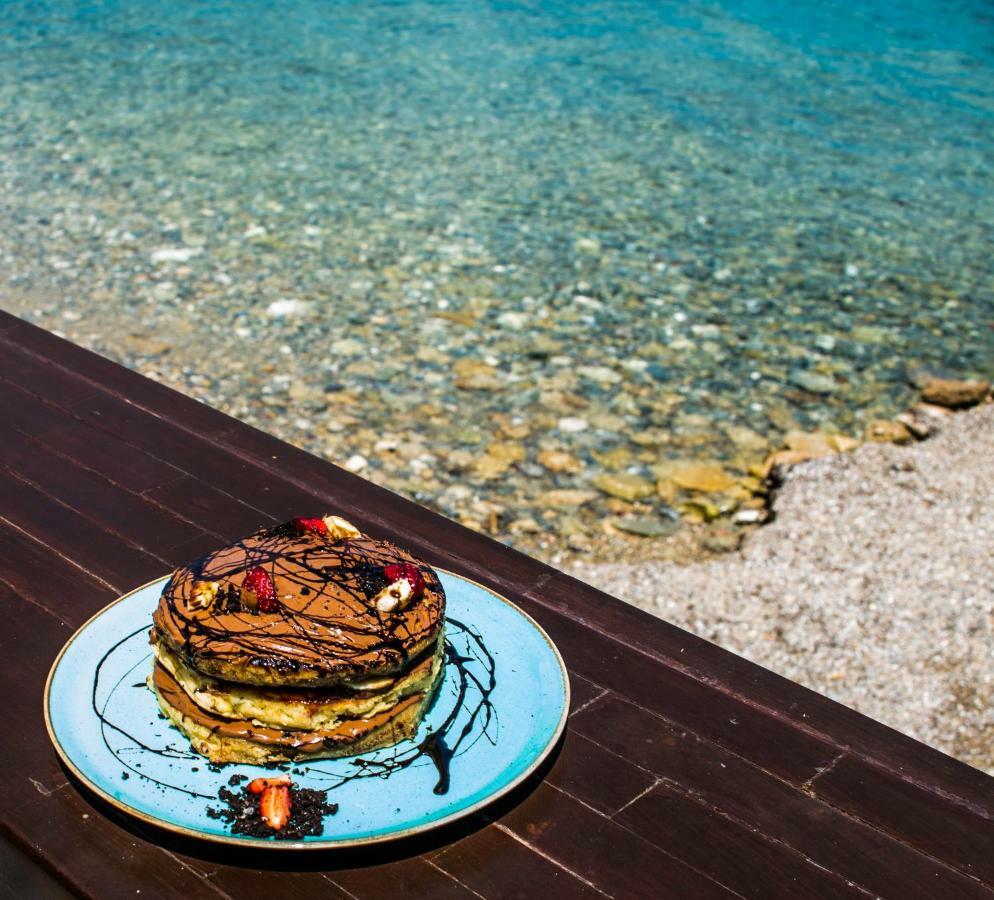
[207,783,338,839]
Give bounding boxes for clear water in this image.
[1,1,992,545]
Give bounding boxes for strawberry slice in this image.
[241,566,278,613]
[291,516,328,536]
[247,775,291,795]
[383,562,426,601]
[259,783,292,831]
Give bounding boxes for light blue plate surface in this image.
[45,570,569,848]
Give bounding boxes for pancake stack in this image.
[149,515,446,764]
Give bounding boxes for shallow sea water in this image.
[1,1,992,556]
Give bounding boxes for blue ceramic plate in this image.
[44,569,569,849]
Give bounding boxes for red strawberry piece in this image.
[242,566,278,613]
[247,775,291,795]
[383,562,426,600]
[292,516,328,536]
[259,783,292,831]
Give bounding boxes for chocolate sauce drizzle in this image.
[90,615,497,812]
[299,616,497,796]
[92,625,211,799]
[155,530,445,683]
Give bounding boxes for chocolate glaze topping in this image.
[152,525,445,686]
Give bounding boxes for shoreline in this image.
[568,399,994,772]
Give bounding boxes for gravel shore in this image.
[569,402,994,773]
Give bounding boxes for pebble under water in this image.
[1,0,992,558]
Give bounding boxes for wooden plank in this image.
[0,583,75,810]
[144,474,276,539]
[497,780,736,898]
[8,785,225,900]
[433,825,607,899]
[0,382,187,495]
[615,784,863,899]
[206,866,352,900]
[0,336,99,405]
[0,379,73,437]
[0,834,75,900]
[329,858,478,898]
[0,473,166,591]
[156,529,233,567]
[67,391,304,521]
[0,521,111,623]
[567,673,606,717]
[810,755,994,888]
[542,729,656,817]
[0,430,197,553]
[570,694,991,899]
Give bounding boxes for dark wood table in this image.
[1,309,992,899]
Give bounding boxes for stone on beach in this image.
[592,473,654,502]
[265,298,314,318]
[919,377,991,409]
[536,489,598,509]
[611,516,678,537]
[788,369,837,395]
[655,461,737,494]
[151,246,201,264]
[865,420,913,444]
[557,417,589,433]
[537,449,583,474]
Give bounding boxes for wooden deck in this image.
[1,308,992,898]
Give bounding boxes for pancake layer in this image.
[151,629,444,731]
[150,661,442,764]
[152,524,445,687]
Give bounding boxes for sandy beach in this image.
[571,401,994,772]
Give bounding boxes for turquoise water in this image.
[2,1,993,549]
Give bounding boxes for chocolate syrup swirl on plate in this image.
[91,615,498,814]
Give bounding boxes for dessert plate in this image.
[44,569,569,848]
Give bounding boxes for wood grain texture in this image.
[571,694,992,898]
[432,825,608,899]
[328,857,480,899]
[496,781,736,898]
[0,834,75,900]
[0,471,166,590]
[542,729,657,817]
[0,430,197,552]
[615,784,863,900]
[809,755,994,887]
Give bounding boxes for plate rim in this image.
[43,567,570,850]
